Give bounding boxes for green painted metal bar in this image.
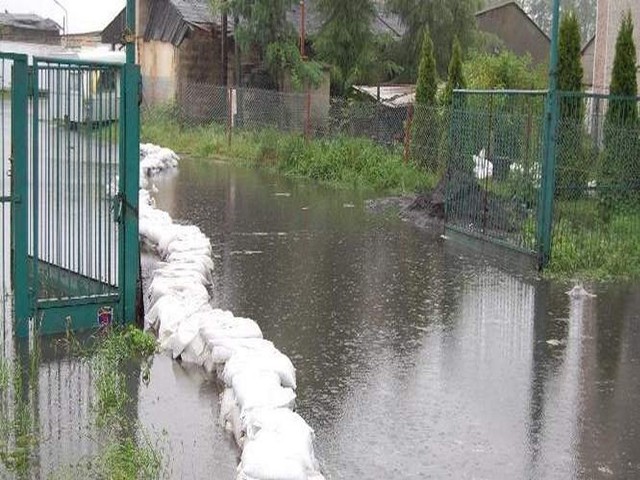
[31,62,41,320]
[11,56,30,337]
[126,0,136,65]
[33,57,123,68]
[121,63,140,324]
[537,0,561,270]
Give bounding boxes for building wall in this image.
[176,27,230,121]
[582,39,596,89]
[593,0,640,93]
[476,4,550,65]
[0,26,60,45]
[139,40,178,105]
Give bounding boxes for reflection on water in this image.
[152,159,640,480]
[0,158,638,479]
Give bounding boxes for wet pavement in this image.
[151,158,640,480]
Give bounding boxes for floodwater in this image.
[150,159,640,480]
[0,155,638,479]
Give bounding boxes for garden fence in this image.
[141,77,640,271]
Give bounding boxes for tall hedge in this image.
[556,11,585,196]
[602,11,639,205]
[412,30,439,172]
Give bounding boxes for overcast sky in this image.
[4,0,126,34]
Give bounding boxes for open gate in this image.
[1,52,140,337]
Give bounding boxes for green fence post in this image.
[121,63,141,325]
[537,0,561,270]
[12,56,30,337]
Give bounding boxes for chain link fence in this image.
[140,77,640,273]
[447,91,546,253]
[551,92,640,274]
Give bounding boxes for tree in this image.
[212,0,321,88]
[601,11,639,204]
[556,10,585,196]
[443,37,466,105]
[518,0,597,40]
[415,31,438,105]
[315,0,376,95]
[412,30,440,171]
[387,0,481,79]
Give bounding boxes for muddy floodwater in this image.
[148,159,640,480]
[1,157,639,479]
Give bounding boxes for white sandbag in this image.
[220,388,244,445]
[210,338,275,365]
[180,334,207,365]
[200,311,263,342]
[242,409,318,472]
[237,432,307,480]
[223,348,297,389]
[231,370,296,411]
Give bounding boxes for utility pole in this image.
[537,0,560,270]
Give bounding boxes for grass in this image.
[1,326,165,479]
[548,203,640,280]
[141,113,437,194]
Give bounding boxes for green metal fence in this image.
[446,89,640,273]
[550,91,640,274]
[446,90,547,254]
[0,52,140,337]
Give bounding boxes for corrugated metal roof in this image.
[353,84,416,108]
[142,0,232,47]
[0,13,60,32]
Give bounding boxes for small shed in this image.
[475,1,550,65]
[0,13,61,45]
[350,85,415,145]
[102,0,235,121]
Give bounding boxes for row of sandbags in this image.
[138,145,325,480]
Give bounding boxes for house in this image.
[582,36,596,89]
[102,0,234,120]
[475,1,550,65]
[0,12,61,45]
[592,0,640,94]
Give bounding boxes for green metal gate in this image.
[1,52,140,337]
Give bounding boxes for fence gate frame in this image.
[2,52,140,338]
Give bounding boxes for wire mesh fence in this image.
[447,91,546,253]
[551,92,640,273]
[139,78,640,272]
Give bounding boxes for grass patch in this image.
[548,211,640,280]
[141,112,437,194]
[1,326,165,479]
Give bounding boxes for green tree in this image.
[602,11,639,204]
[315,0,376,95]
[443,37,466,105]
[464,50,547,89]
[556,10,585,196]
[412,30,440,171]
[212,0,321,88]
[387,0,482,79]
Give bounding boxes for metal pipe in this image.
[537,0,561,269]
[52,0,67,36]
[126,0,136,65]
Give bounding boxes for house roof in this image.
[101,8,126,45]
[288,0,405,38]
[476,1,550,42]
[353,84,415,107]
[0,13,60,33]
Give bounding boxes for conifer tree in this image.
[556,10,585,195]
[602,11,639,203]
[412,30,440,171]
